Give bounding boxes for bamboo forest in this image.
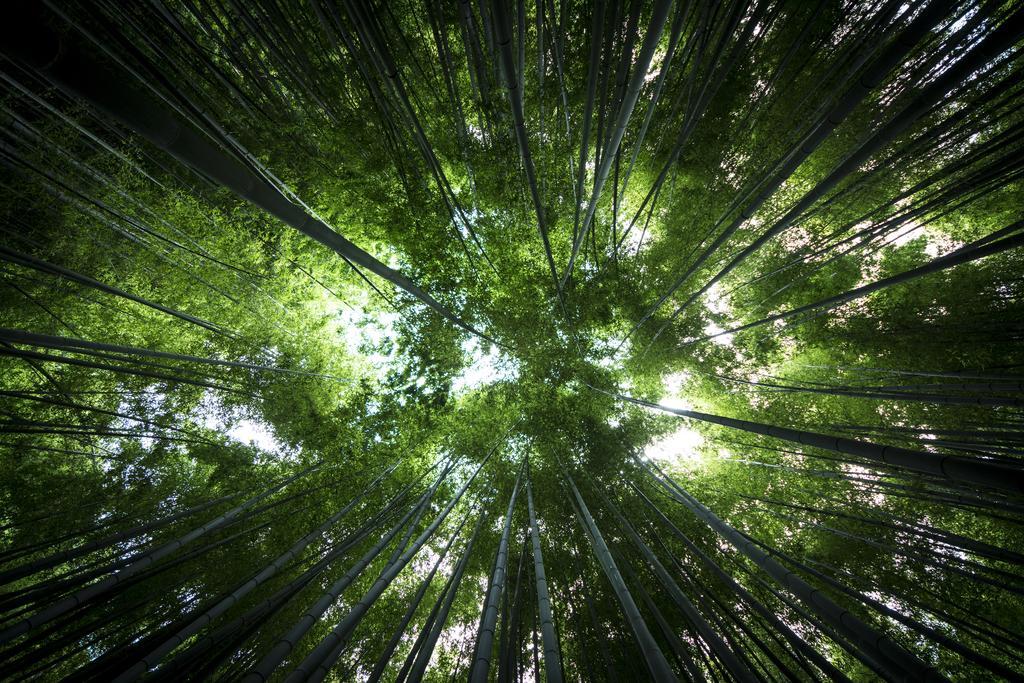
[2,0,1024,680]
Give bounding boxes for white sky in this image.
[451,337,518,394]
[339,308,400,370]
[198,391,297,459]
[702,321,735,347]
[703,283,735,346]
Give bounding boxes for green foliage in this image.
[1,0,1023,681]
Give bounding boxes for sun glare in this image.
[645,424,705,469]
[641,371,708,469]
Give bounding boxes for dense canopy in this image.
[1,0,1023,680]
